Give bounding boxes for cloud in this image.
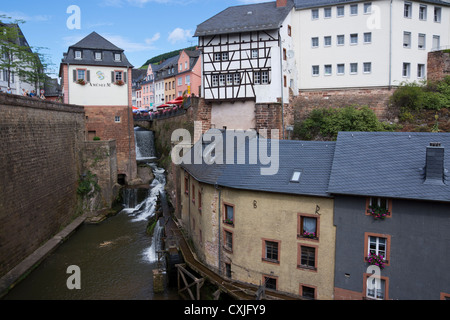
[145,33,161,45]
[168,28,193,44]
[0,11,52,23]
[62,33,155,53]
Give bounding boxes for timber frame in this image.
[198,30,280,102]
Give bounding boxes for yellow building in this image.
[179,132,336,299]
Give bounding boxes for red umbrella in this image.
[157,104,170,109]
[132,106,139,110]
[167,98,183,105]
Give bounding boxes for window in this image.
[311,9,319,20]
[291,170,302,182]
[402,62,411,77]
[288,25,292,36]
[224,203,234,225]
[337,34,345,46]
[337,64,345,75]
[75,50,82,59]
[368,236,387,259]
[234,73,240,85]
[324,36,332,47]
[114,53,121,61]
[214,53,221,61]
[418,34,426,49]
[252,49,258,59]
[94,52,102,60]
[264,276,277,290]
[186,75,190,85]
[350,4,358,15]
[419,5,427,20]
[225,263,232,278]
[178,77,182,86]
[432,35,440,50]
[261,71,269,84]
[364,32,372,44]
[224,230,233,251]
[184,176,189,194]
[363,62,372,73]
[222,52,229,61]
[254,71,261,85]
[298,214,318,239]
[312,37,319,48]
[403,32,411,48]
[192,184,195,204]
[263,240,280,263]
[366,276,387,300]
[350,63,358,74]
[337,6,344,17]
[114,116,121,123]
[350,33,358,45]
[434,7,442,22]
[301,285,316,299]
[219,74,225,86]
[324,7,332,18]
[77,69,86,80]
[404,2,412,18]
[324,64,332,76]
[198,191,202,212]
[226,74,233,85]
[418,64,425,78]
[367,197,392,217]
[212,75,218,86]
[299,245,316,270]
[312,65,319,76]
[364,2,372,14]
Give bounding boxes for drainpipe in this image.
[389,0,393,90]
[215,183,222,276]
[279,30,285,140]
[127,66,133,182]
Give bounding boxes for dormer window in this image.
[114,53,121,61]
[95,52,102,60]
[290,170,302,183]
[75,50,82,60]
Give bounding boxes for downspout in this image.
[127,66,133,182]
[389,0,393,90]
[279,29,285,139]
[215,183,222,276]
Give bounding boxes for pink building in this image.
[175,49,201,98]
[141,64,159,110]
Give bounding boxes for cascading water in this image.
[134,127,156,161]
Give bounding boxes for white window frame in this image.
[368,236,387,258]
[312,37,319,48]
[337,63,345,75]
[178,77,182,86]
[226,73,233,85]
[94,52,102,60]
[251,49,258,59]
[324,36,332,47]
[404,1,412,18]
[311,9,319,20]
[402,62,411,78]
[366,278,386,300]
[312,65,320,76]
[350,4,358,15]
[434,7,442,23]
[403,31,411,48]
[324,7,332,18]
[214,53,221,61]
[234,73,240,85]
[337,6,345,17]
[261,71,269,84]
[350,63,358,74]
[254,71,261,85]
[364,32,372,44]
[222,52,229,61]
[364,2,372,14]
[432,35,440,50]
[114,53,121,61]
[337,34,345,46]
[350,33,358,45]
[417,64,425,78]
[212,75,218,86]
[75,50,82,60]
[114,116,121,123]
[219,74,225,86]
[324,64,332,76]
[186,75,190,85]
[418,33,426,49]
[419,5,427,20]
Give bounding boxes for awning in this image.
[157,104,170,109]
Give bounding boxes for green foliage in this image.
[141,46,197,68]
[93,136,101,141]
[294,106,396,141]
[77,171,100,196]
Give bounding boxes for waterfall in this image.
[134,127,156,161]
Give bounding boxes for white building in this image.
[292,0,450,90]
[195,0,295,130]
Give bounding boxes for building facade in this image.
[60,31,137,183]
[176,49,202,98]
[328,132,450,300]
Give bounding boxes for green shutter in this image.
[73,70,77,82]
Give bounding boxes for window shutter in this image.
[86,70,90,82]
[73,70,77,82]
[111,71,115,83]
[123,71,127,83]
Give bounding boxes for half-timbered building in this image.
[194,0,295,131]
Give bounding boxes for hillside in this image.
[140,46,197,69]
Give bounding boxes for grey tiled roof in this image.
[61,32,133,68]
[293,0,450,9]
[181,130,336,197]
[194,0,294,37]
[328,132,450,202]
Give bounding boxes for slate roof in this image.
[180,130,336,197]
[61,32,133,68]
[194,0,295,37]
[328,132,450,202]
[293,0,450,9]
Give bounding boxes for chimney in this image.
[277,0,287,7]
[424,142,445,185]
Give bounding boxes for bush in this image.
[294,106,396,141]
[93,136,101,141]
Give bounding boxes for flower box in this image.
[77,79,86,85]
[368,205,390,220]
[366,252,386,269]
[115,80,125,86]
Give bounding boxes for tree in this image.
[0,15,52,92]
